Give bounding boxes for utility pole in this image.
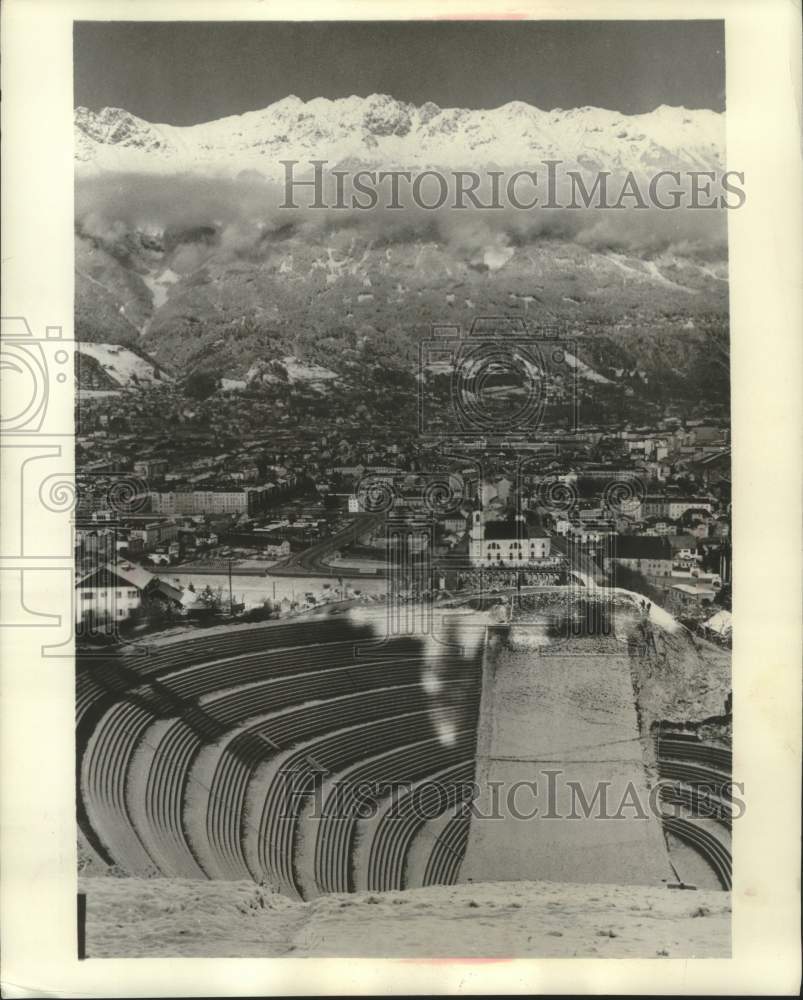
[228,559,234,617]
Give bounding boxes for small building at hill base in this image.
[75,562,183,625]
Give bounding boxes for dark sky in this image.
[74,20,725,125]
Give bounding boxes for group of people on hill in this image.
[635,598,658,656]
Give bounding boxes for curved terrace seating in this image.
[79,618,731,897]
[656,738,733,890]
[76,619,490,896]
[363,760,475,892]
[422,805,473,888]
[311,728,478,895]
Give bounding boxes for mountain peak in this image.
[74,96,724,178]
[75,105,166,153]
[270,94,303,111]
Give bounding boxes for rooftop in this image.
[483,518,549,541]
[612,535,672,560]
[76,562,156,591]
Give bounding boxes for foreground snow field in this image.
[79,876,730,958]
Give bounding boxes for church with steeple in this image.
[468,511,551,567]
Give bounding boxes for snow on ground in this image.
[568,569,599,591]
[563,582,731,724]
[77,342,166,385]
[561,350,611,384]
[79,876,730,958]
[76,99,724,182]
[643,259,698,294]
[142,267,180,309]
[569,572,681,634]
[601,252,697,295]
[282,356,338,382]
[327,554,388,572]
[611,586,682,634]
[481,243,515,271]
[159,572,386,609]
[315,244,373,283]
[246,356,338,384]
[423,348,607,387]
[527,578,729,726]
[602,251,647,279]
[422,359,453,375]
[693,261,729,283]
[463,632,673,888]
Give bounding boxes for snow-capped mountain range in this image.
[73,94,729,393]
[74,93,724,178]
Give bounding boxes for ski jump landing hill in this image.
[460,612,673,887]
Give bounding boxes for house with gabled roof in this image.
[75,562,183,625]
[75,563,150,625]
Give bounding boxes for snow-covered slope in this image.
[78,876,730,958]
[74,94,724,179]
[76,343,168,386]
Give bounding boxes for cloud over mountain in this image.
[73,95,729,385]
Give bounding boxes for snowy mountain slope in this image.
[73,95,729,393]
[76,342,169,386]
[74,95,724,178]
[71,222,728,388]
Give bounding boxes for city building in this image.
[127,519,179,552]
[604,535,674,579]
[469,512,551,567]
[133,458,169,481]
[669,583,718,610]
[666,497,715,521]
[148,487,270,516]
[688,449,731,487]
[641,495,715,521]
